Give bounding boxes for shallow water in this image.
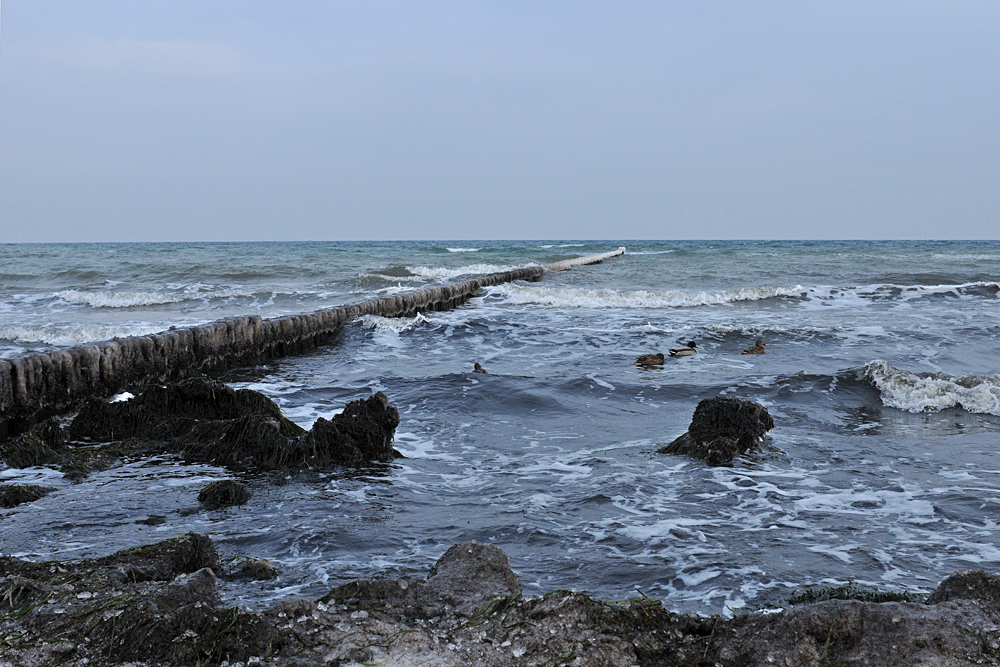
[2,241,999,614]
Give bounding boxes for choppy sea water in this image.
[1,240,999,615]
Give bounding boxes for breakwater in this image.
[544,246,625,271]
[0,266,546,437]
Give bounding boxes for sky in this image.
[1,1,998,242]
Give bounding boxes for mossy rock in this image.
[198,479,251,507]
[0,484,50,508]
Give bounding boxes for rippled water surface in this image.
[2,241,1000,614]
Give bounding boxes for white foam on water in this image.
[393,432,448,460]
[54,287,268,308]
[358,312,431,334]
[0,322,184,345]
[446,247,480,253]
[864,360,1000,416]
[0,466,65,484]
[538,244,585,249]
[110,392,134,403]
[489,284,806,309]
[404,263,529,280]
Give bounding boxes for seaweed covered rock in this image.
[64,377,400,471]
[0,417,66,468]
[659,396,774,465]
[69,377,306,443]
[303,391,401,464]
[198,479,251,507]
[0,483,51,508]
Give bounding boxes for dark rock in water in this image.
[302,391,401,465]
[659,396,775,465]
[135,515,167,526]
[3,533,1000,666]
[60,377,400,473]
[0,483,50,508]
[69,376,306,443]
[232,557,278,581]
[198,479,251,507]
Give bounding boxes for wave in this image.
[537,244,586,249]
[0,322,176,346]
[357,313,431,333]
[404,263,529,280]
[488,280,1000,311]
[864,360,1000,416]
[54,287,274,308]
[446,247,480,253]
[488,284,805,309]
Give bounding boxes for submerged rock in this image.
[198,479,251,507]
[0,483,51,508]
[0,377,402,475]
[232,557,278,581]
[659,396,775,465]
[2,533,1000,666]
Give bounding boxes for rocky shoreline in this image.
[3,382,1000,665]
[2,532,999,666]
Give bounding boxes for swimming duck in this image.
[473,362,489,374]
[668,341,698,357]
[742,340,766,355]
[634,353,665,367]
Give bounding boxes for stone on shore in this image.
[659,395,775,465]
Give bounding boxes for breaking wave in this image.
[488,284,806,309]
[446,247,480,253]
[357,313,431,333]
[0,322,177,346]
[864,360,1000,416]
[54,287,272,308]
[403,264,529,280]
[488,280,1000,311]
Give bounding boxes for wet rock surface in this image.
[659,395,776,465]
[0,378,401,475]
[2,533,999,666]
[198,480,251,507]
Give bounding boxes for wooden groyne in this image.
[0,266,545,437]
[544,247,626,271]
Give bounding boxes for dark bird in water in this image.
[634,352,665,367]
[668,341,699,358]
[473,362,489,374]
[742,340,766,355]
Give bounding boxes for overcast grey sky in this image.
[1,1,997,242]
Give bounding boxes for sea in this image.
[1,240,999,615]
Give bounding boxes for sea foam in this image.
[489,284,806,309]
[864,360,1000,416]
[54,287,268,308]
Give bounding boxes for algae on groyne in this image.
[0,266,544,437]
